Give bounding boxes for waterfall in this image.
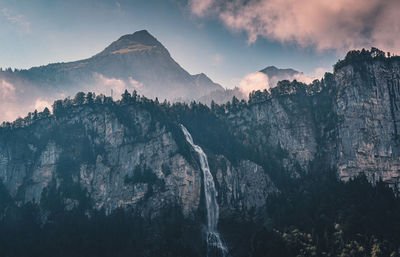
[180,125,228,257]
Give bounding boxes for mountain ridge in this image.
[0,30,224,122]
[260,65,300,77]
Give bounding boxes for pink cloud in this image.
[239,72,270,95]
[90,73,144,96]
[189,0,400,53]
[0,79,16,100]
[238,66,329,96]
[189,0,214,16]
[33,98,52,112]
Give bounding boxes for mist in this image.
[238,68,324,96]
[0,71,144,123]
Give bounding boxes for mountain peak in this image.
[98,30,165,56]
[260,66,300,78]
[261,65,278,71]
[117,30,160,46]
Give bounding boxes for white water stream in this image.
[180,125,228,257]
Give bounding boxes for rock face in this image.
[332,62,400,186]
[213,156,277,214]
[227,58,400,188]
[227,90,318,174]
[0,103,275,218]
[1,52,400,221]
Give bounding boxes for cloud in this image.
[189,0,214,16]
[33,98,52,112]
[2,108,21,123]
[287,67,329,85]
[238,66,330,96]
[292,73,314,84]
[92,73,127,96]
[0,72,146,123]
[90,73,144,97]
[239,72,270,95]
[312,67,329,80]
[128,77,143,89]
[1,8,30,33]
[212,53,224,67]
[0,79,56,122]
[0,79,16,99]
[189,0,400,53]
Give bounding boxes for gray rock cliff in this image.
[225,57,400,188]
[0,103,275,218]
[1,52,400,221]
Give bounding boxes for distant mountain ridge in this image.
[260,65,306,87]
[26,30,223,99]
[0,29,308,122]
[260,66,299,78]
[0,30,224,121]
[199,66,306,105]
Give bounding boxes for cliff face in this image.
[1,56,400,220]
[332,62,400,186]
[227,59,400,188]
[227,90,318,175]
[0,103,275,218]
[213,156,277,215]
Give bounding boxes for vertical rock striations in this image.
[332,61,400,186]
[0,103,276,218]
[226,54,400,189]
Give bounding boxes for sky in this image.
[0,0,399,88]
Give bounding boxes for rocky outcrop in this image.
[331,62,400,186]
[228,92,318,174]
[213,156,277,214]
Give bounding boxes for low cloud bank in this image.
[87,73,143,97]
[238,67,328,96]
[0,79,16,100]
[0,73,145,123]
[239,72,270,96]
[0,68,328,122]
[0,79,54,122]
